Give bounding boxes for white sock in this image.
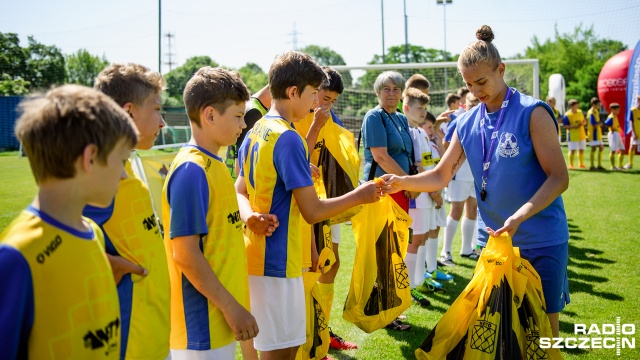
[426,238,439,273]
[461,217,475,255]
[471,219,478,250]
[442,216,458,256]
[415,245,427,284]
[405,252,417,288]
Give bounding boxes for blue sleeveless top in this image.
[456,89,569,249]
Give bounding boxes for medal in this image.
[479,88,514,201]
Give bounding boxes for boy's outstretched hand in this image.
[380,174,404,195]
[246,213,279,236]
[354,180,384,204]
[223,302,259,341]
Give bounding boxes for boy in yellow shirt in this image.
[162,67,279,360]
[562,99,587,169]
[586,97,604,170]
[86,63,171,359]
[605,103,625,170]
[0,85,138,358]
[236,51,381,359]
[624,95,640,169]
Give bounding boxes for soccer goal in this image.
[330,59,539,134]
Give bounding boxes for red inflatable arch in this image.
[597,50,634,151]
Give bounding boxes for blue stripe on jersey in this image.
[84,200,134,359]
[0,245,34,359]
[263,176,293,277]
[167,162,210,239]
[27,205,94,240]
[182,273,210,349]
[118,274,133,358]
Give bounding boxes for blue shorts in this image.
[519,242,570,313]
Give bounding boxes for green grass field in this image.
[1,150,639,359]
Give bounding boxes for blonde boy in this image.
[235,51,381,359]
[402,88,436,305]
[86,63,171,359]
[0,85,138,358]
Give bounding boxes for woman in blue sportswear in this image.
[382,25,570,337]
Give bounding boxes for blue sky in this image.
[1,0,639,74]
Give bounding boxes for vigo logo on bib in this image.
[497,132,519,158]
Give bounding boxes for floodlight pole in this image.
[381,0,386,63]
[436,0,452,90]
[404,0,409,64]
[158,0,162,73]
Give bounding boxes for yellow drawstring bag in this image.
[297,113,362,224]
[415,233,562,360]
[342,196,412,333]
[296,222,335,360]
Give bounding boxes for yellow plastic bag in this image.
[342,196,412,333]
[296,222,335,360]
[298,114,362,224]
[415,233,562,360]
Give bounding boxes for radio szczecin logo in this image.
[540,317,635,356]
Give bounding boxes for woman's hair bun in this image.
[476,25,494,43]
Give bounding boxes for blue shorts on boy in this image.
[0,207,120,359]
[162,145,249,352]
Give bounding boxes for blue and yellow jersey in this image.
[239,115,314,278]
[161,145,248,350]
[587,108,602,141]
[630,107,640,136]
[605,114,620,132]
[563,109,586,141]
[0,207,120,359]
[83,160,170,360]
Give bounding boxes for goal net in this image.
[330,59,539,134]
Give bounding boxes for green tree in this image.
[237,62,268,94]
[351,44,459,116]
[66,49,109,86]
[522,25,626,108]
[164,56,219,101]
[0,74,29,95]
[24,36,66,90]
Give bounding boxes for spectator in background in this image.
[361,71,415,213]
[604,103,625,170]
[586,97,604,171]
[563,99,587,169]
[624,94,640,169]
[546,96,561,142]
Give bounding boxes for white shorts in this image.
[170,342,236,360]
[433,206,447,229]
[568,140,586,151]
[608,132,625,152]
[632,137,640,145]
[589,140,602,147]
[447,179,476,202]
[248,276,305,352]
[331,224,341,244]
[409,208,430,235]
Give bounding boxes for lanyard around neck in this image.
[479,88,514,201]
